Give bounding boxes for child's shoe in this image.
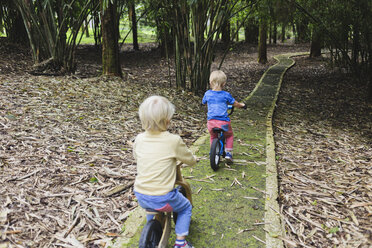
[225,152,233,164]
[174,240,194,248]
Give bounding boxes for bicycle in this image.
[209,105,237,171]
[138,163,192,248]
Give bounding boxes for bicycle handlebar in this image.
[227,105,234,115]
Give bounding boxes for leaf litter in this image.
[0,41,282,247]
[274,56,372,247]
[2,40,370,247]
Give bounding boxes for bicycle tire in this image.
[173,186,187,225]
[138,219,163,248]
[210,138,222,171]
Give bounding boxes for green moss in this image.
[169,108,268,247]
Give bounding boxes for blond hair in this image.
[138,95,175,131]
[209,70,227,89]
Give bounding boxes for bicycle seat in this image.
[212,124,229,133]
[146,202,173,213]
[212,127,223,133]
[145,209,160,215]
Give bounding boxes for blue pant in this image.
[135,188,192,236]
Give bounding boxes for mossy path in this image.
[114,53,304,248]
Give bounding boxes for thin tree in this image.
[221,0,231,46]
[0,1,28,44]
[101,0,122,77]
[310,25,322,57]
[14,0,94,73]
[170,0,245,93]
[288,0,372,101]
[256,0,272,64]
[244,17,259,44]
[258,16,267,63]
[129,0,139,51]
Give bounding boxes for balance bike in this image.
[209,105,235,171]
[138,163,192,248]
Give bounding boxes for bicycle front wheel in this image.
[138,219,163,248]
[210,138,222,171]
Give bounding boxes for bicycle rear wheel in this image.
[210,138,222,171]
[139,219,163,248]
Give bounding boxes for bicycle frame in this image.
[217,132,225,157]
[207,104,246,170]
[142,163,192,248]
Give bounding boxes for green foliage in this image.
[2,0,370,98]
[67,146,75,152]
[73,25,156,44]
[89,176,98,183]
[291,0,372,95]
[328,227,339,234]
[13,0,97,72]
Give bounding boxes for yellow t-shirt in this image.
[133,131,196,196]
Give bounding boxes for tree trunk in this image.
[222,20,230,45]
[269,21,272,44]
[170,0,233,93]
[367,27,372,102]
[235,20,239,42]
[92,1,101,47]
[101,0,122,77]
[351,23,360,76]
[244,18,259,44]
[85,20,90,37]
[173,1,189,89]
[281,23,285,43]
[7,11,28,44]
[296,20,309,43]
[368,34,372,102]
[310,26,322,57]
[94,24,100,47]
[273,20,277,44]
[157,20,172,58]
[369,62,372,101]
[129,1,139,51]
[56,0,67,66]
[292,22,297,43]
[258,18,267,64]
[221,0,230,45]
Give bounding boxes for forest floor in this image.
[0,39,371,247]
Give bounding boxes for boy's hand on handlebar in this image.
[235,101,247,109]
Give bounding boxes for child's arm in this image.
[201,93,207,105]
[175,137,197,166]
[233,101,247,109]
[226,92,246,109]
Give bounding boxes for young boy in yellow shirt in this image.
[133,95,196,248]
